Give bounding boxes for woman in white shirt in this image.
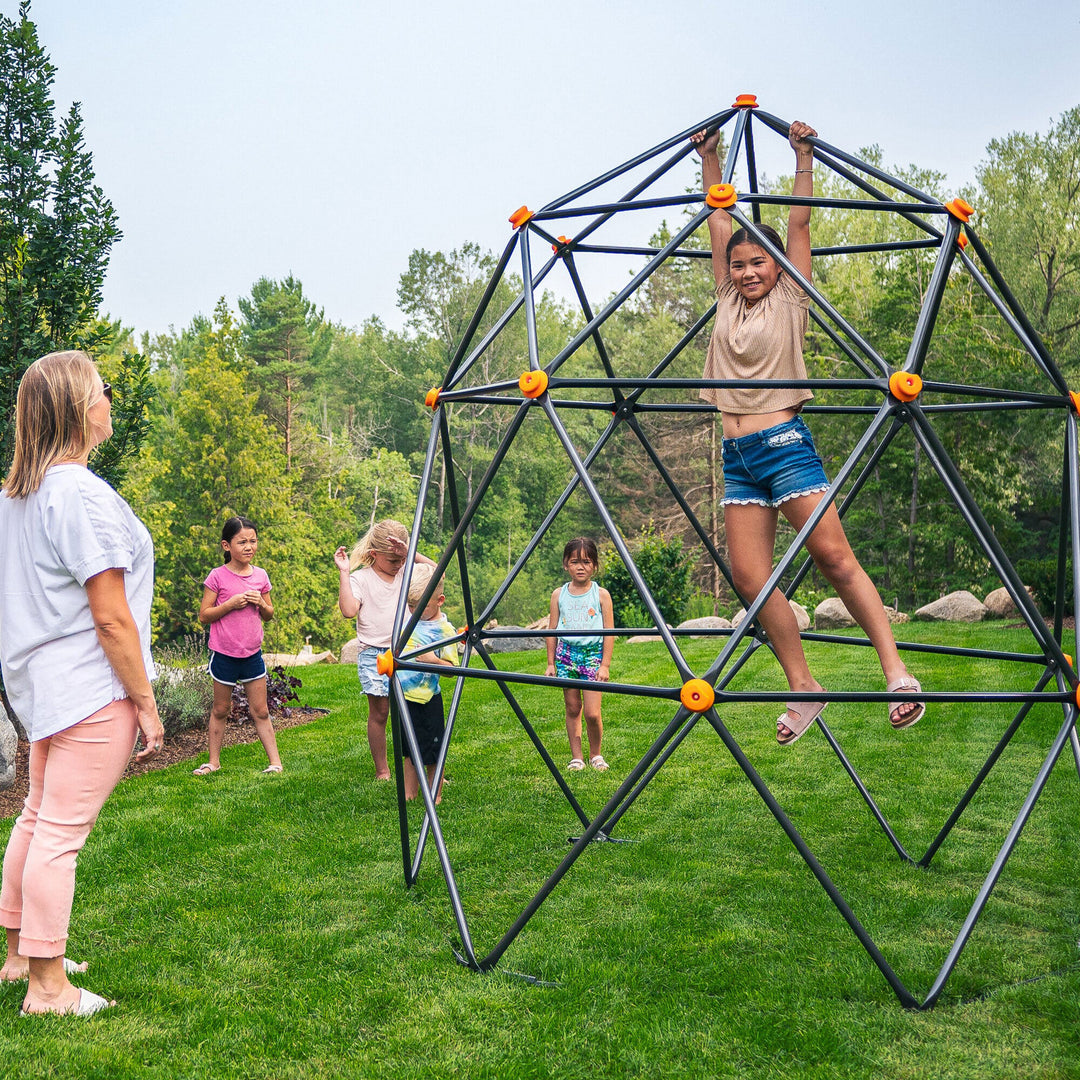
[0,351,162,1016]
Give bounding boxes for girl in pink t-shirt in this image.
[194,516,282,776]
[334,518,435,780]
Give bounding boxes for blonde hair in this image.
[349,518,409,570]
[4,351,100,498]
[407,563,444,609]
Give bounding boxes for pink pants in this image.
[0,698,137,957]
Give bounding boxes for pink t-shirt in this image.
[204,564,271,658]
[349,564,405,649]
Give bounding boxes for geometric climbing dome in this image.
[382,96,1080,1009]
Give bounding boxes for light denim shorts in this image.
[357,645,389,697]
[721,416,830,508]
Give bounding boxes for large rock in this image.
[340,639,361,666]
[915,590,988,622]
[732,600,809,630]
[983,586,1032,618]
[0,701,18,791]
[264,650,336,667]
[814,597,857,629]
[482,627,547,653]
[813,597,908,629]
[677,615,732,637]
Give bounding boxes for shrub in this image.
[230,666,302,722]
[1016,556,1073,616]
[153,635,215,739]
[599,525,692,627]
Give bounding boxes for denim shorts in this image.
[721,416,830,508]
[358,645,389,697]
[208,649,266,686]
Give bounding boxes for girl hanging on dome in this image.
[692,119,924,744]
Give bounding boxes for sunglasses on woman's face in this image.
[101,383,113,404]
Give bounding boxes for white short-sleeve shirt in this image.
[0,463,155,741]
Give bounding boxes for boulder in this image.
[340,639,361,666]
[482,627,547,653]
[983,585,1032,618]
[676,615,732,637]
[789,602,811,631]
[814,597,856,629]
[627,634,665,644]
[814,597,908,629]
[915,590,988,622]
[0,701,18,791]
[732,600,809,629]
[264,650,336,667]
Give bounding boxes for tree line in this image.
[3,3,1079,651]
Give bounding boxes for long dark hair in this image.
[726,223,785,264]
[221,515,257,563]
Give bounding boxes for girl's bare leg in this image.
[582,687,604,760]
[207,680,232,769]
[243,676,282,769]
[782,495,917,723]
[367,694,391,779]
[563,687,584,760]
[725,502,824,732]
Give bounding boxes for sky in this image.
[8,0,1080,341]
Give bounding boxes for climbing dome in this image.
[380,96,1080,1009]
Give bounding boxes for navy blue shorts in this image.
[401,693,445,766]
[722,416,830,508]
[208,649,267,686]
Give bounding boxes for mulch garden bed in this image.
[0,708,327,819]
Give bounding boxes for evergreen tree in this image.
[0,1,130,469]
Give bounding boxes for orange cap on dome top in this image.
[732,94,758,109]
[509,206,534,229]
[945,198,974,223]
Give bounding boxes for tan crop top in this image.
[699,273,813,415]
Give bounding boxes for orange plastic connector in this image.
[376,650,394,677]
[957,233,968,251]
[732,94,758,109]
[945,198,974,223]
[705,183,737,209]
[519,370,549,398]
[1064,653,1073,668]
[889,371,923,402]
[552,235,572,253]
[1070,391,1080,416]
[1075,683,1080,711]
[425,386,441,409]
[509,205,534,230]
[680,679,715,713]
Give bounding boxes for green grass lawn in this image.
[1,622,1078,1079]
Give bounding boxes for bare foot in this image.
[1,956,86,982]
[375,772,392,781]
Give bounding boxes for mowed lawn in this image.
[1,622,1078,1079]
